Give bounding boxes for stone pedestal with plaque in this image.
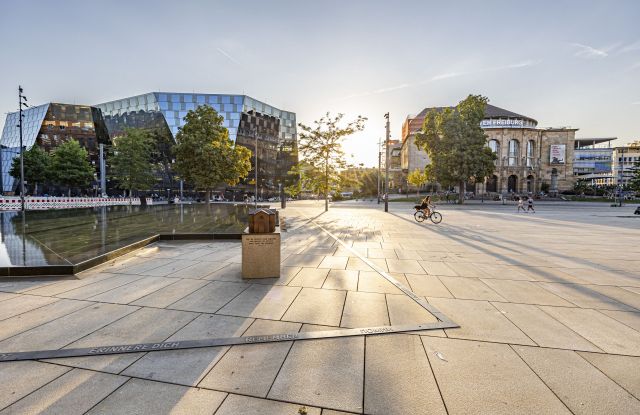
[242,208,281,279]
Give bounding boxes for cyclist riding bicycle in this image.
[414,195,432,217]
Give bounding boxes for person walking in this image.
[517,197,526,213]
[527,196,535,213]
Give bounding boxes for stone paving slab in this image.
[481,279,575,307]
[87,276,176,304]
[404,273,452,298]
[130,278,209,308]
[538,282,637,311]
[0,368,127,415]
[599,309,640,332]
[217,284,302,320]
[282,287,346,326]
[322,269,359,291]
[0,299,91,341]
[56,274,146,300]
[340,291,389,328]
[578,352,640,399]
[268,336,364,413]
[165,261,229,279]
[288,267,330,288]
[385,294,438,326]
[24,273,117,296]
[540,306,640,355]
[437,276,507,301]
[492,302,602,351]
[86,378,227,415]
[169,281,250,313]
[421,337,572,414]
[46,308,198,373]
[0,295,59,321]
[199,319,301,397]
[214,394,321,415]
[357,271,404,294]
[122,315,253,386]
[428,297,536,345]
[0,361,71,410]
[365,334,446,415]
[513,346,640,414]
[0,303,138,352]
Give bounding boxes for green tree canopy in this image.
[415,94,496,204]
[49,140,95,196]
[407,168,428,196]
[297,113,366,211]
[173,105,252,203]
[9,146,51,195]
[109,128,156,197]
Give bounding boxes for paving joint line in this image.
[305,213,458,326]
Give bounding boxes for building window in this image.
[526,140,535,167]
[508,139,519,166]
[488,139,500,154]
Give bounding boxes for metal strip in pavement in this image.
[301,211,458,326]
[0,322,457,362]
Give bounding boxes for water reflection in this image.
[0,204,249,267]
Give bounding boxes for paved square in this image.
[0,200,639,414]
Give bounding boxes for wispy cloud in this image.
[216,47,241,65]
[570,43,609,58]
[430,72,461,81]
[619,40,640,54]
[334,60,538,102]
[632,101,640,105]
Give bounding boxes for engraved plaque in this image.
[242,232,280,278]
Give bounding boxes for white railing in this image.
[0,197,154,211]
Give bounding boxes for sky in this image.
[1,0,639,167]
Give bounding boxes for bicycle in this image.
[413,204,443,224]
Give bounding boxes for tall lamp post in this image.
[384,113,390,213]
[18,86,29,211]
[377,137,381,204]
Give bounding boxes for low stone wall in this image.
[0,197,154,211]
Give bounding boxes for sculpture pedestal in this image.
[241,232,281,279]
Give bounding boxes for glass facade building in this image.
[95,92,298,197]
[0,103,110,194]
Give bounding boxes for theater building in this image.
[401,104,578,195]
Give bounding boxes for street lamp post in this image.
[377,138,381,204]
[384,113,390,213]
[18,86,29,211]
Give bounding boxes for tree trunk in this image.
[68,188,71,197]
[324,157,329,212]
[459,180,465,204]
[34,183,38,196]
[205,189,211,206]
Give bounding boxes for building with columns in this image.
[401,104,578,195]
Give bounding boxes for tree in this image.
[109,128,156,198]
[173,106,252,204]
[298,113,366,211]
[49,140,95,196]
[415,95,496,204]
[356,168,378,197]
[9,146,51,195]
[407,168,428,197]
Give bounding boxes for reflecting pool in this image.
[0,204,250,267]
